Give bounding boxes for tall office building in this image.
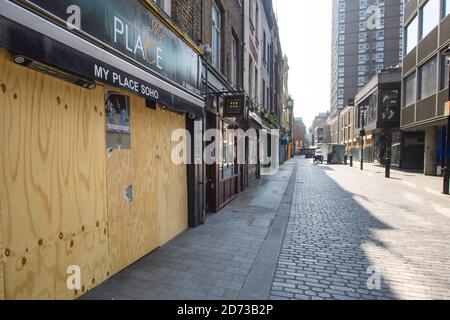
[331,0,404,113]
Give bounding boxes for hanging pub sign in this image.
[22,0,201,96]
[224,95,245,117]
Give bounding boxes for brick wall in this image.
[171,0,243,88]
[171,0,202,43]
[201,0,243,87]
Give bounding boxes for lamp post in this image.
[442,46,450,195]
[359,105,367,171]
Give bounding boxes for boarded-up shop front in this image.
[0,0,203,299]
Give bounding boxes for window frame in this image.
[419,0,440,40]
[211,1,222,70]
[405,15,418,56]
[418,55,438,100]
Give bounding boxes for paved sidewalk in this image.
[270,158,450,300]
[82,161,296,300]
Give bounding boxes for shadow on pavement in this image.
[271,158,397,300]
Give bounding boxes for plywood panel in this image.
[0,172,4,300]
[0,49,108,299]
[155,110,188,245]
[107,91,188,274]
[106,149,134,275]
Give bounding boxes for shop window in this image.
[220,122,237,180]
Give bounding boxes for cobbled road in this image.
[270,157,450,300]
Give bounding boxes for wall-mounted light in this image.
[13,55,96,90]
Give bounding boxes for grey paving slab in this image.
[81,160,295,300]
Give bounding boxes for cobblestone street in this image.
[83,156,450,301]
[271,158,450,300]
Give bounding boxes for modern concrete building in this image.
[401,0,450,175]
[353,67,402,164]
[331,0,404,114]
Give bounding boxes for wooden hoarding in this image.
[0,49,109,299]
[107,88,188,275]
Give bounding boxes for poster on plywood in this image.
[105,91,131,150]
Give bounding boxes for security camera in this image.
[188,113,196,120]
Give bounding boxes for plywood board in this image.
[0,49,109,299]
[0,171,4,300]
[107,90,188,274]
[156,110,188,245]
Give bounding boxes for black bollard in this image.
[350,156,353,167]
[385,156,391,178]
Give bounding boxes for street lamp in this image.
[442,46,450,195]
[359,105,367,171]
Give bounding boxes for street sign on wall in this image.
[24,0,201,95]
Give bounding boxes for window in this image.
[263,31,267,65]
[404,72,416,107]
[255,3,260,42]
[419,56,438,99]
[152,0,171,16]
[445,0,450,18]
[262,79,266,107]
[248,57,253,98]
[230,37,238,86]
[441,53,449,90]
[220,122,235,179]
[211,2,221,69]
[254,67,258,102]
[405,16,418,55]
[420,0,439,39]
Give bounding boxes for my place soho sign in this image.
[24,0,201,96]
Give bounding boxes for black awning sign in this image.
[94,64,159,100]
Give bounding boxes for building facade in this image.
[401,0,450,175]
[311,112,331,146]
[0,0,204,299]
[331,0,404,114]
[353,68,402,164]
